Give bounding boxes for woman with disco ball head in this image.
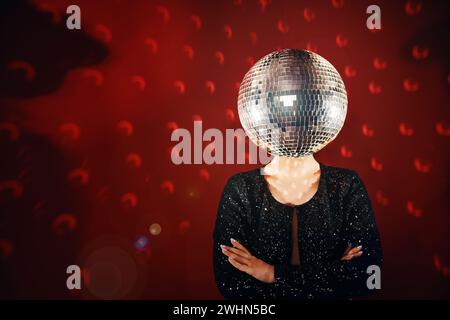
[213,49,382,299]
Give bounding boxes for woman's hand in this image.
[221,240,363,283]
[341,244,363,261]
[221,239,275,284]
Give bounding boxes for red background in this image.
[0,0,449,299]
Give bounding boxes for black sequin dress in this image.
[213,162,382,299]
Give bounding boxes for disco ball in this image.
[237,49,347,157]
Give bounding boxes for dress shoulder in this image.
[221,168,265,202]
[322,163,360,182]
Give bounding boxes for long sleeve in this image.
[213,175,275,299]
[273,172,383,299]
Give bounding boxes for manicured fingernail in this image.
[357,245,363,249]
[230,238,237,243]
[220,245,227,251]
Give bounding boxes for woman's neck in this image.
[263,154,320,177]
[262,154,321,206]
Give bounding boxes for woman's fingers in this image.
[348,245,362,255]
[341,249,363,261]
[341,245,363,260]
[343,244,352,255]
[341,254,353,261]
[221,241,254,275]
[345,251,363,260]
[225,246,250,258]
[221,245,250,265]
[230,238,251,255]
[228,257,250,273]
[221,244,249,258]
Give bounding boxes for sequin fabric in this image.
[213,163,382,299]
